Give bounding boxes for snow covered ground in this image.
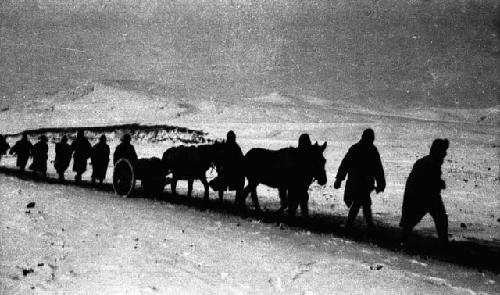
[1,172,499,294]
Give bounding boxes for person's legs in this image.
[187,179,193,198]
[400,210,426,246]
[430,198,449,244]
[362,204,374,230]
[346,202,361,229]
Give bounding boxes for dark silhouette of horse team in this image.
[0,128,451,246]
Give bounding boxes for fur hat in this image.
[361,128,375,144]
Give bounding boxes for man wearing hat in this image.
[54,135,72,181]
[334,128,386,231]
[113,133,138,165]
[91,134,110,185]
[10,133,32,171]
[71,130,92,182]
[29,135,49,177]
[400,138,450,245]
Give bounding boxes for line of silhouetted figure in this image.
[0,131,136,185]
[0,128,450,247]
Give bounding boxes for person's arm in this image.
[334,148,352,189]
[432,163,446,191]
[131,146,138,161]
[113,146,119,165]
[2,142,10,154]
[374,149,386,193]
[86,141,92,159]
[43,144,49,160]
[104,146,110,165]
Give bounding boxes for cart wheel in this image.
[113,158,136,197]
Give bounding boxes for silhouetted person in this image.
[400,138,450,245]
[113,133,138,165]
[91,134,110,185]
[298,133,312,150]
[218,131,245,192]
[288,133,314,217]
[0,134,10,165]
[334,128,386,231]
[54,135,72,181]
[10,133,32,171]
[71,130,91,182]
[29,135,48,177]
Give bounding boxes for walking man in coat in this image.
[10,133,32,171]
[113,133,138,165]
[71,130,92,182]
[334,128,386,231]
[287,133,315,217]
[400,138,450,245]
[0,134,10,165]
[210,130,245,201]
[91,134,110,185]
[54,135,72,181]
[29,135,49,177]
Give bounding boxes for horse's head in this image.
[308,141,327,186]
[208,140,226,167]
[196,140,227,169]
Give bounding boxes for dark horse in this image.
[239,141,327,217]
[162,142,225,200]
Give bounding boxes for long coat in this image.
[0,136,9,156]
[113,143,138,165]
[71,138,92,174]
[29,141,48,173]
[10,139,32,168]
[400,155,446,227]
[91,142,110,181]
[54,142,72,174]
[336,141,385,207]
[0,136,9,163]
[219,142,245,190]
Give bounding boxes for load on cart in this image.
[112,133,168,198]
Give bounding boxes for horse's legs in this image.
[275,188,288,216]
[200,175,210,201]
[234,183,245,204]
[239,184,252,207]
[218,190,224,202]
[299,190,310,218]
[287,190,299,218]
[187,178,193,198]
[250,186,261,213]
[171,176,177,196]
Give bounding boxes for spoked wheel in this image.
[113,158,136,197]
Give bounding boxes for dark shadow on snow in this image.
[0,166,498,274]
